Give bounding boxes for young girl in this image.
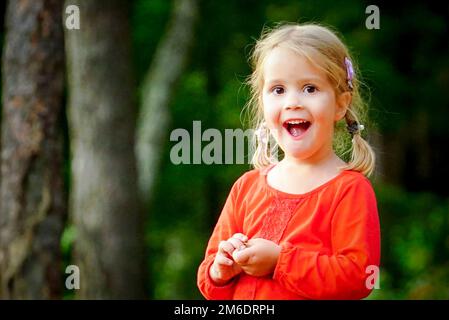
[197,23,380,300]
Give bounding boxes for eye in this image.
[271,86,285,95]
[303,84,317,94]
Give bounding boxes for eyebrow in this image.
[264,77,323,86]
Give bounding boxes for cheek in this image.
[262,94,274,111]
[262,96,279,126]
[310,95,337,124]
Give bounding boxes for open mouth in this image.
[283,119,312,138]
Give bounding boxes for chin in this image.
[281,146,311,160]
[282,140,319,158]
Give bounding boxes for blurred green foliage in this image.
[125,0,449,299]
[51,0,449,299]
[128,0,449,299]
[369,183,449,299]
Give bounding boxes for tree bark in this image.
[65,0,146,298]
[136,0,198,203]
[0,0,66,299]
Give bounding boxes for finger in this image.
[232,233,248,243]
[215,255,233,266]
[227,237,246,251]
[218,240,234,256]
[232,248,251,264]
[246,238,260,246]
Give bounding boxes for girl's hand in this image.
[232,238,281,277]
[209,233,248,285]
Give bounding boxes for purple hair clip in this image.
[344,57,354,90]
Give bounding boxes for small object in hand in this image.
[239,239,248,250]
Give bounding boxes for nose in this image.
[284,104,304,110]
[283,91,304,110]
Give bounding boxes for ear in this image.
[335,91,352,121]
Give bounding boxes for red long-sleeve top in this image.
[197,164,381,300]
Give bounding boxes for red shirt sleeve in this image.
[197,176,244,299]
[273,177,381,299]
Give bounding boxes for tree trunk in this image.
[65,0,146,298]
[136,0,198,203]
[0,0,65,299]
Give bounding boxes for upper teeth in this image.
[287,120,308,124]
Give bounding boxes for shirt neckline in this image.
[261,163,350,198]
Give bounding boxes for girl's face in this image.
[262,46,350,163]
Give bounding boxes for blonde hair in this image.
[245,22,376,177]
